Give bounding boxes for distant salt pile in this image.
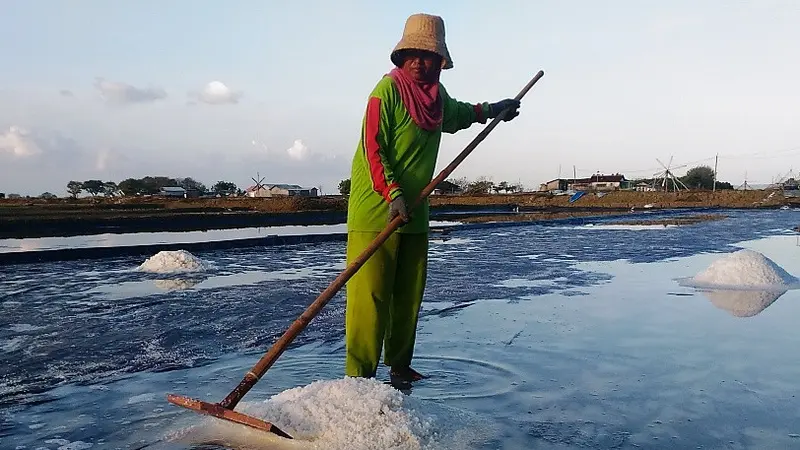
[137,250,210,274]
[689,249,798,290]
[177,378,445,450]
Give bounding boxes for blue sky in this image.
[1,1,799,196]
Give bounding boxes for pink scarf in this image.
[388,67,442,131]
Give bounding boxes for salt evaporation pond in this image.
[2,209,800,449]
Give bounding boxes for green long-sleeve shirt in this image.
[346,75,491,234]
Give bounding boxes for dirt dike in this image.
[429,189,790,210]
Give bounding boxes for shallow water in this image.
[0,221,463,254]
[2,209,800,449]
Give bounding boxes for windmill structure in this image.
[769,168,797,190]
[737,171,751,191]
[249,172,267,197]
[651,156,689,192]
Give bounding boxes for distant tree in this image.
[66,181,83,198]
[496,181,510,193]
[681,166,716,190]
[465,177,493,195]
[508,183,524,193]
[102,181,118,197]
[40,192,57,199]
[715,181,734,190]
[137,176,178,195]
[449,177,470,192]
[338,178,351,196]
[177,177,206,193]
[118,178,143,196]
[212,180,238,195]
[81,180,105,197]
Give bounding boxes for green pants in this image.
[344,231,429,377]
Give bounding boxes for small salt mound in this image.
[689,249,798,290]
[253,377,435,449]
[137,250,210,274]
[176,378,461,450]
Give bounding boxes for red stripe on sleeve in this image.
[364,96,389,197]
[473,104,485,123]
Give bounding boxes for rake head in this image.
[167,393,293,439]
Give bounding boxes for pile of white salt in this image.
[689,249,798,290]
[169,377,489,450]
[136,250,210,274]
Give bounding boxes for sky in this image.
[1,0,799,196]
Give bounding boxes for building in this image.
[246,186,271,198]
[432,180,462,195]
[158,186,187,198]
[568,174,628,192]
[634,182,656,192]
[183,188,202,198]
[539,178,570,192]
[245,184,319,198]
[270,184,319,197]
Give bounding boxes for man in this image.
[344,13,521,382]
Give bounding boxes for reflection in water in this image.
[154,278,202,291]
[700,288,787,317]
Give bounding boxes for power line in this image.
[717,145,800,160]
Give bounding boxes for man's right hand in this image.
[388,195,410,223]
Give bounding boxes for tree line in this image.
[52,165,737,200]
[65,177,240,198]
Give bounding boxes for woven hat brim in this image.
[391,36,453,70]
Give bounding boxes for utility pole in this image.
[572,165,577,191]
[712,153,718,192]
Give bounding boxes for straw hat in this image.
[390,13,453,70]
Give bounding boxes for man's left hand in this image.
[388,195,410,223]
[489,99,521,121]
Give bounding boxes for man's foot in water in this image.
[389,366,427,383]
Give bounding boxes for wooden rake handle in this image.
[219,69,545,409]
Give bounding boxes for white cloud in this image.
[94,78,167,105]
[0,126,43,157]
[277,138,342,164]
[286,139,311,160]
[95,148,111,171]
[193,81,242,105]
[0,126,145,195]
